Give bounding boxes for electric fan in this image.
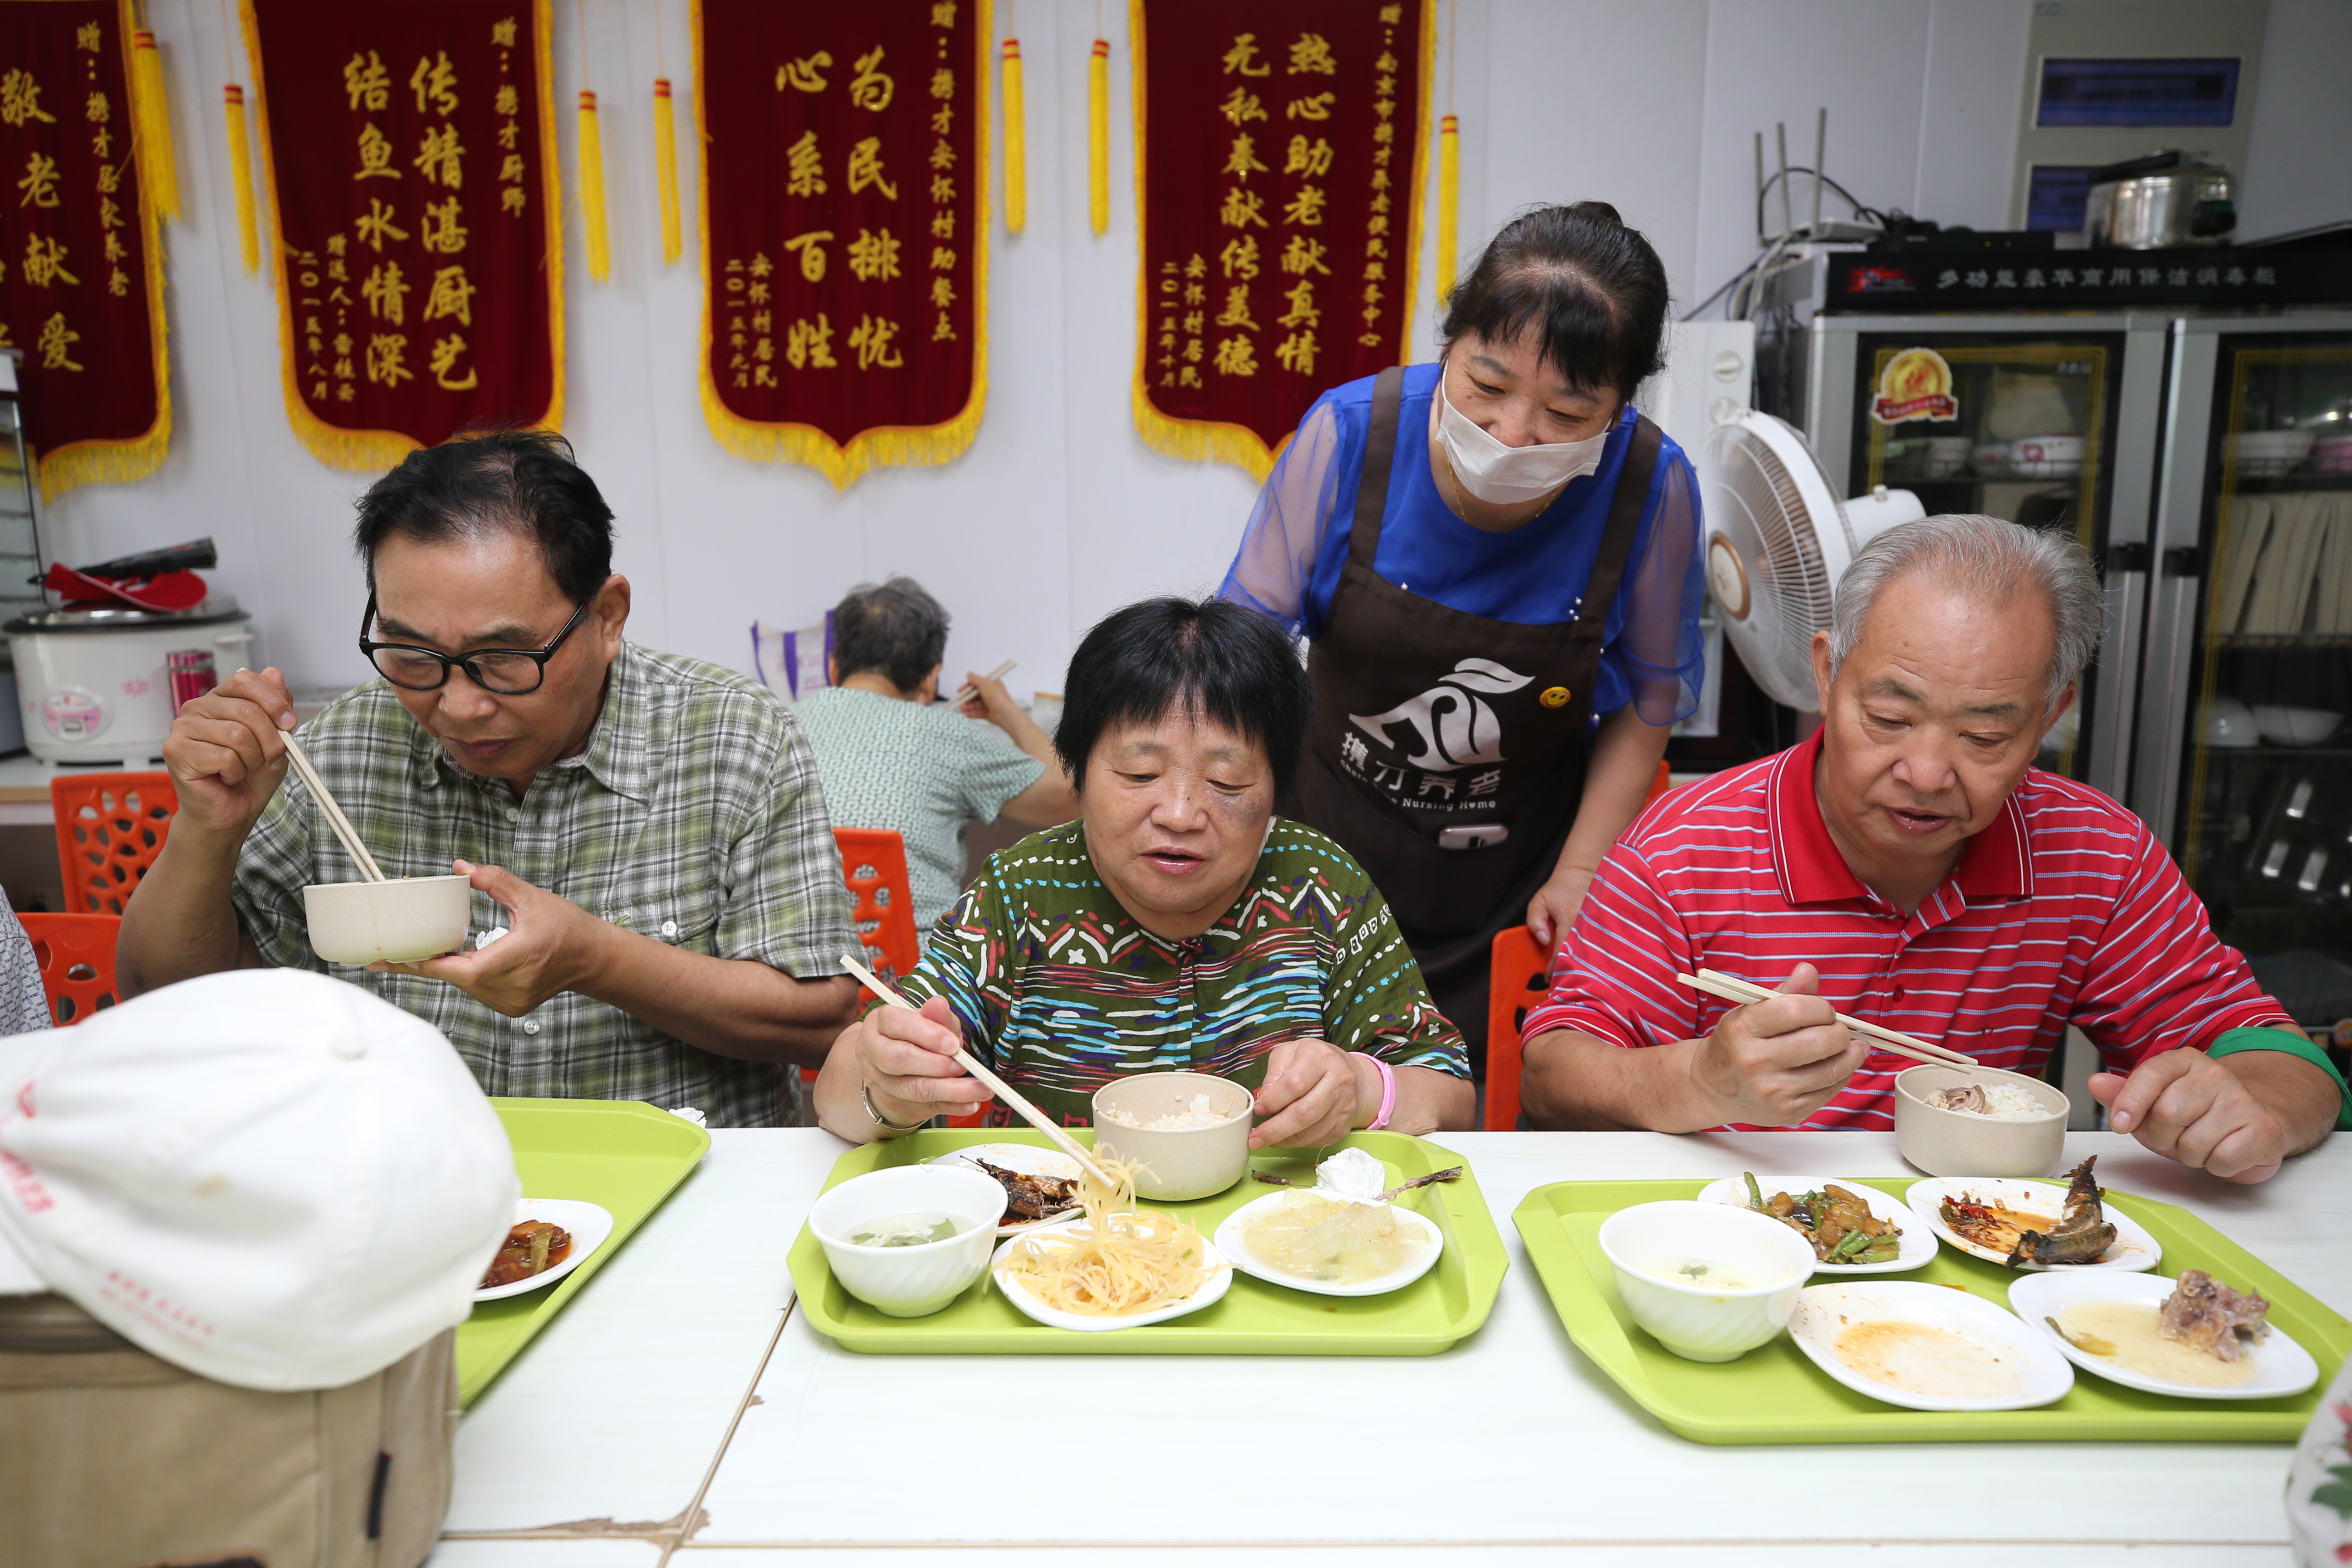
[1699,409,1925,712]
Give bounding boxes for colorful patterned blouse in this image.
[895,817,1468,1127]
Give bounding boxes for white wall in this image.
[41,0,2343,699]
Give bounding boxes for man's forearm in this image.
[116,828,255,997]
[572,926,859,1067]
[1522,1028,1715,1132]
[2223,1049,2341,1156]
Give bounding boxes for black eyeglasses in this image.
[358,592,591,695]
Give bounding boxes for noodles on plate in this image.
[997,1156,1214,1316]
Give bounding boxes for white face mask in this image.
[1435,370,1612,505]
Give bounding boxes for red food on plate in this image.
[481,1220,573,1289]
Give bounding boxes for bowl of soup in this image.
[807,1165,1008,1318]
[1597,1200,1817,1362]
[301,874,473,966]
[1091,1071,1254,1201]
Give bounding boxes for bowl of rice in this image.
[1091,1071,1254,1201]
[1894,1063,2068,1179]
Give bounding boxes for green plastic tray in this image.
[789,1130,1507,1354]
[457,1098,711,1404]
[1514,1176,2352,1445]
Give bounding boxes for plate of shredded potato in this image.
[988,1158,1232,1332]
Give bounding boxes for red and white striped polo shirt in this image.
[1524,730,2293,1131]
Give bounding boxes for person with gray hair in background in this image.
[1518,514,2345,1178]
[794,578,1077,934]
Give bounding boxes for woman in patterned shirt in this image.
[814,597,1474,1147]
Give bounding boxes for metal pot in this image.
[2083,151,2237,249]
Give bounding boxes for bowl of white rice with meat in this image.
[1091,1071,1253,1200]
[1894,1063,2068,1179]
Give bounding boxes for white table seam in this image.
[657,1297,799,1568]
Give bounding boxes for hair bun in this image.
[1568,200,1624,226]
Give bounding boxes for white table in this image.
[432,1130,2350,1568]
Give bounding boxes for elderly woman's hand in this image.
[1250,1038,1379,1148]
[851,996,987,1127]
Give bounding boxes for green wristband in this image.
[2205,1027,2352,1131]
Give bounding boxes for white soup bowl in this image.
[1597,1200,1816,1362]
[808,1165,1007,1318]
[302,874,472,966]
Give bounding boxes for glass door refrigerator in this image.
[2134,314,2352,1058]
[1793,313,2173,801]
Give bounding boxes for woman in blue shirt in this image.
[1218,203,1704,1054]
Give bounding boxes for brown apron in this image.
[1284,365,1661,1054]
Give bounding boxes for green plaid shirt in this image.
[232,641,857,1128]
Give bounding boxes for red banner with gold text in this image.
[243,0,562,471]
[695,0,988,490]
[0,0,168,500]
[1132,0,1431,479]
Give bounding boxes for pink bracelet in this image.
[1361,1053,1398,1131]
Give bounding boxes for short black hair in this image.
[1054,598,1311,794]
[353,428,614,604]
[832,577,951,692]
[1442,202,1670,402]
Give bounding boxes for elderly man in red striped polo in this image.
[1521,514,2345,1181]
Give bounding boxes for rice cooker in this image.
[5,597,255,764]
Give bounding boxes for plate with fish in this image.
[1906,1157,2160,1272]
[474,1199,614,1302]
[1694,1174,1936,1275]
[924,1143,1083,1235]
[2008,1268,2320,1401]
[1788,1280,2074,1412]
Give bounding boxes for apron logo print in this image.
[1347,657,1533,773]
[1539,686,1572,709]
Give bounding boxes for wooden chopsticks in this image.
[280,731,386,883]
[839,951,1115,1188]
[1675,968,1983,1073]
[949,659,1016,708]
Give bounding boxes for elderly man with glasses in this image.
[118,430,861,1127]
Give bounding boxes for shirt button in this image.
[522,1019,541,1035]
[662,919,678,938]
[505,807,520,823]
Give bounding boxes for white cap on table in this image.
[0,968,519,1390]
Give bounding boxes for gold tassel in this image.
[652,78,681,265]
[223,83,258,275]
[1000,38,1024,234]
[1436,113,1458,303]
[577,88,609,282]
[1088,37,1109,235]
[129,29,180,222]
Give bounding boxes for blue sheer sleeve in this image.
[1216,398,1349,637]
[1599,443,1705,726]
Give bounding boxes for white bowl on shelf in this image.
[1970,441,2009,478]
[2252,706,2342,747]
[2008,433,2084,478]
[2231,429,2315,477]
[2203,695,2263,749]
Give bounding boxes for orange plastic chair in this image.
[834,827,923,987]
[19,912,122,1024]
[50,772,178,916]
[1484,925,1553,1131]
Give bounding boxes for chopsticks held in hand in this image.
[279,730,386,884]
[1674,968,1980,1073]
[950,659,1016,709]
[839,951,1115,1188]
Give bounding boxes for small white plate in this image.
[1906,1176,2161,1272]
[2007,1271,2319,1401]
[990,1222,1231,1331]
[925,1144,1084,1235]
[1212,1189,1445,1298]
[1694,1176,1937,1275]
[473,1199,614,1302]
[1789,1281,2074,1412]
